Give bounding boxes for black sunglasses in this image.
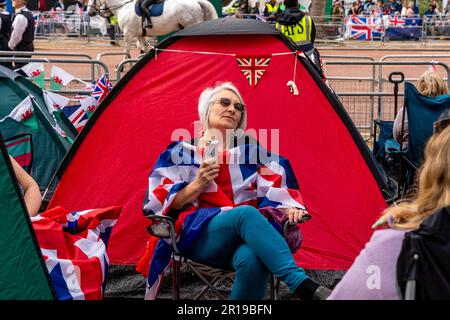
[215,97,245,113]
[433,116,450,134]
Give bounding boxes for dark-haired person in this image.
[264,0,279,22]
[8,0,35,69]
[0,0,12,68]
[276,0,324,78]
[138,0,159,29]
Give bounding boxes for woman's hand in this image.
[170,160,220,210]
[284,207,309,224]
[191,160,220,193]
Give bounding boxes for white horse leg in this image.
[137,36,148,53]
[123,31,134,55]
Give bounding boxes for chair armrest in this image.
[282,212,311,236]
[144,214,181,254]
[145,214,174,238]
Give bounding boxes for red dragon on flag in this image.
[52,76,63,86]
[21,109,33,121]
[31,69,42,78]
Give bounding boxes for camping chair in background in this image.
[373,81,450,199]
[0,132,55,300]
[396,205,450,300]
[372,119,399,201]
[145,212,305,300]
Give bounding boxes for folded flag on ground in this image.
[31,206,122,300]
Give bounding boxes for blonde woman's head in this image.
[380,112,450,230]
[417,71,449,97]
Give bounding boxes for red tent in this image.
[47,19,387,276]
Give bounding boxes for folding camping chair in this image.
[373,81,450,199]
[145,212,303,300]
[396,205,450,300]
[372,119,400,201]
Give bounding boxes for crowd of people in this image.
[0,0,36,69]
[332,0,450,20]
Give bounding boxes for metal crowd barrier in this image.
[423,16,450,41]
[0,50,96,81]
[0,56,109,96]
[96,52,132,82]
[326,59,450,141]
[116,59,139,81]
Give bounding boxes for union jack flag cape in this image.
[32,206,122,300]
[140,139,305,299]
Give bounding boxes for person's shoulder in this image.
[366,228,408,251]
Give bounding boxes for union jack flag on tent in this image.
[91,74,112,104]
[32,206,122,300]
[139,140,305,299]
[236,55,272,88]
[346,16,384,40]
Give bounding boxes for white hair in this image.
[198,82,247,133]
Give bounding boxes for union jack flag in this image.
[61,104,89,132]
[140,140,305,299]
[236,55,272,88]
[32,206,122,300]
[347,16,383,40]
[389,16,406,27]
[91,74,112,104]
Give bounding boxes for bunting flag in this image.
[31,206,122,300]
[61,104,89,132]
[50,66,76,91]
[80,95,99,117]
[41,90,72,141]
[5,134,32,171]
[21,63,45,89]
[0,96,39,132]
[236,55,271,88]
[91,74,112,104]
[43,90,70,115]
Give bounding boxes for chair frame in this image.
[145,213,297,300]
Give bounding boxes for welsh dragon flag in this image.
[21,63,45,89]
[43,90,70,115]
[50,66,76,91]
[43,90,72,142]
[79,96,98,118]
[0,96,39,132]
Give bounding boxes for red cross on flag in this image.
[236,55,272,88]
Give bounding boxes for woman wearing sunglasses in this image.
[142,82,330,300]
